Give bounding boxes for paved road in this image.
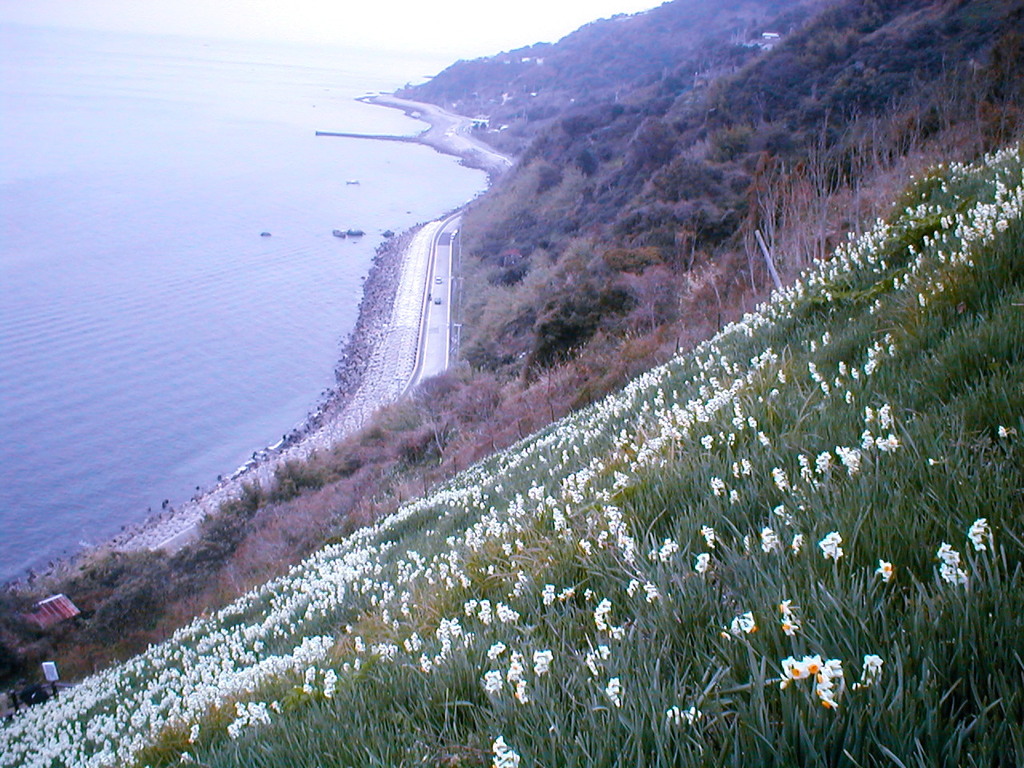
[365,94,514,178]
[127,219,452,553]
[117,102,512,553]
[411,216,461,386]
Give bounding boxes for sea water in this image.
[0,24,486,581]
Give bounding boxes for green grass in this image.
[4,147,1024,768]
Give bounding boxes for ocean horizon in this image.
[0,24,487,581]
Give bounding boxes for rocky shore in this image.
[8,95,509,583]
[103,225,418,553]
[92,97,511,558]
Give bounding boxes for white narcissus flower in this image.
[836,446,862,475]
[816,682,840,710]
[477,600,493,626]
[815,451,834,476]
[876,434,900,452]
[533,649,553,676]
[487,642,507,660]
[605,677,622,707]
[492,736,521,768]
[513,679,529,704]
[778,600,800,636]
[937,542,968,584]
[666,705,702,725]
[815,659,844,710]
[482,670,503,695]
[725,611,757,637]
[496,602,519,624]
[761,527,781,553]
[779,654,823,688]
[818,532,844,561]
[506,652,525,684]
[658,538,680,562]
[967,518,993,551]
[322,669,337,699]
[853,654,884,689]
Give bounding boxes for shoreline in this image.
[102,224,421,554]
[10,95,511,585]
[354,94,513,180]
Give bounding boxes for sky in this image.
[0,0,665,57]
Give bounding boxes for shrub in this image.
[710,124,754,162]
[271,461,333,503]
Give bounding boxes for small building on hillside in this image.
[24,594,80,630]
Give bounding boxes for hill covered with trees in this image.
[406,0,1024,379]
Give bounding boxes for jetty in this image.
[315,130,419,145]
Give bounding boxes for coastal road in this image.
[123,102,511,555]
[364,95,514,178]
[410,215,461,387]
[130,218,457,554]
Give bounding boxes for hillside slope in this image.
[4,0,1024,720]
[4,143,1023,768]
[401,0,820,137]
[439,0,1024,376]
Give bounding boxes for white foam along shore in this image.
[98,97,511,557]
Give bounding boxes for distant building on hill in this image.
[741,31,782,50]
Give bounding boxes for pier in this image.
[315,130,418,144]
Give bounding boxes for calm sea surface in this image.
[0,25,486,581]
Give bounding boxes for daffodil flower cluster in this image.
[491,735,521,768]
[605,677,623,708]
[937,543,968,586]
[724,611,758,637]
[852,654,884,690]
[226,701,272,740]
[779,655,845,709]
[818,532,844,562]
[666,705,702,726]
[967,518,993,552]
[3,147,1021,767]
[778,600,801,637]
